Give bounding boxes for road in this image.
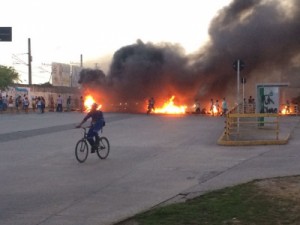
[0,112,299,225]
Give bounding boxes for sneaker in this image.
[91,146,97,153]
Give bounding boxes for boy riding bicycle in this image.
[76,103,105,153]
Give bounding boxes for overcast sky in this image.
[0,0,231,84]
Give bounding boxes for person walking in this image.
[221,97,228,116]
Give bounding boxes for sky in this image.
[0,0,232,84]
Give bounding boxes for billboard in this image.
[51,63,71,86]
[70,65,82,87]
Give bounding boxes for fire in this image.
[84,95,102,112]
[154,96,187,114]
[281,108,287,114]
[212,105,218,114]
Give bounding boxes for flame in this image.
[281,105,291,115]
[84,95,102,112]
[281,108,287,114]
[154,96,187,114]
[213,105,218,114]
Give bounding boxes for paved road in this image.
[0,112,299,225]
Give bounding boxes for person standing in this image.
[57,95,63,112]
[41,97,46,113]
[15,96,21,113]
[49,95,55,112]
[8,96,14,113]
[210,99,214,116]
[0,96,3,113]
[215,99,220,115]
[32,97,36,112]
[66,96,71,112]
[36,97,41,113]
[23,97,29,113]
[79,96,84,112]
[3,95,8,111]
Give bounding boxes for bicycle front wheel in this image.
[96,137,110,159]
[75,139,89,163]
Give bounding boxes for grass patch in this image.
[117,177,300,225]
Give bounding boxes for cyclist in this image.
[76,103,105,153]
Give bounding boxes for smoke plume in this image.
[79,0,300,111]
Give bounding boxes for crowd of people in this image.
[194,96,257,116]
[0,94,84,114]
[208,98,228,116]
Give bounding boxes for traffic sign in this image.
[233,60,245,71]
[0,27,12,42]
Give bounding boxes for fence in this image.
[218,104,289,145]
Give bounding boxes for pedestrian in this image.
[221,97,228,116]
[67,96,71,112]
[57,95,63,112]
[49,95,55,112]
[80,96,84,112]
[23,97,29,113]
[286,100,290,114]
[194,99,201,114]
[215,99,220,115]
[0,96,3,113]
[15,96,21,113]
[22,94,27,110]
[32,97,36,112]
[37,97,42,113]
[8,96,14,113]
[210,98,214,116]
[41,97,46,113]
[3,95,8,111]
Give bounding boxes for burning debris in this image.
[153,96,187,114]
[84,95,102,112]
[79,0,300,113]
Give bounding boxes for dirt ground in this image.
[255,175,300,201]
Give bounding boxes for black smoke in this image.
[79,0,300,110]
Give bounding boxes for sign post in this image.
[233,59,245,134]
[233,59,245,110]
[241,77,246,113]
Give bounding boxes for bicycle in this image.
[75,127,110,163]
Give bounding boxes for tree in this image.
[0,65,20,90]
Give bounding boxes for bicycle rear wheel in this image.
[75,139,89,163]
[96,137,110,159]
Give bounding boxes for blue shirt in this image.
[83,110,104,124]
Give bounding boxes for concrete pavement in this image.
[0,112,299,225]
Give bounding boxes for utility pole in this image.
[28,38,32,85]
[80,54,83,67]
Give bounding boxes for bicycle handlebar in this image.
[76,126,103,133]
